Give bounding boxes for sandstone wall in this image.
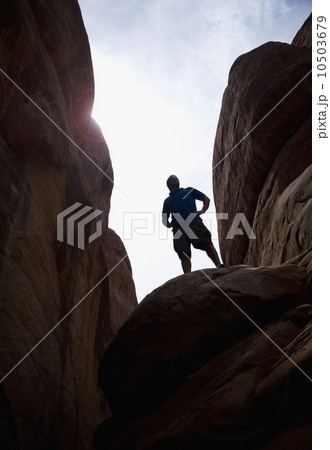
[0,1,137,448]
[212,15,311,267]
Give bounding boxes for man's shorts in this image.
[173,218,212,260]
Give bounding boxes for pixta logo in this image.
[122,212,256,240]
[57,202,103,250]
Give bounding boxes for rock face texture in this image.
[0,1,136,449]
[95,15,312,450]
[212,15,311,267]
[96,266,311,450]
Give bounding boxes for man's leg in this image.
[181,253,192,273]
[204,242,221,267]
[173,230,191,273]
[189,220,222,268]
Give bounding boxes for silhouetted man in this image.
[162,175,224,273]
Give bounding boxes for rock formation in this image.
[0,4,312,449]
[96,266,311,449]
[0,1,137,449]
[95,15,312,450]
[212,14,311,268]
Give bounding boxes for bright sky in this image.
[78,0,312,301]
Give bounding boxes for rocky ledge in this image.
[95,264,311,449]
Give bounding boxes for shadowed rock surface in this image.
[96,266,311,450]
[212,15,311,267]
[98,265,308,422]
[0,385,19,450]
[0,1,137,449]
[95,15,312,450]
[0,5,312,450]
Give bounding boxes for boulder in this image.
[96,266,311,449]
[98,265,308,423]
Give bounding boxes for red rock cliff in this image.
[0,0,137,448]
[212,14,311,268]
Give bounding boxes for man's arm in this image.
[162,213,172,228]
[162,201,172,228]
[194,195,210,215]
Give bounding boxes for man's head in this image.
[167,175,180,193]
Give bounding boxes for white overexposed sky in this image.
[78,0,312,301]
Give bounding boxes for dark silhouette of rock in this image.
[0,1,137,449]
[213,18,311,266]
[124,322,310,450]
[0,385,19,450]
[97,265,311,449]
